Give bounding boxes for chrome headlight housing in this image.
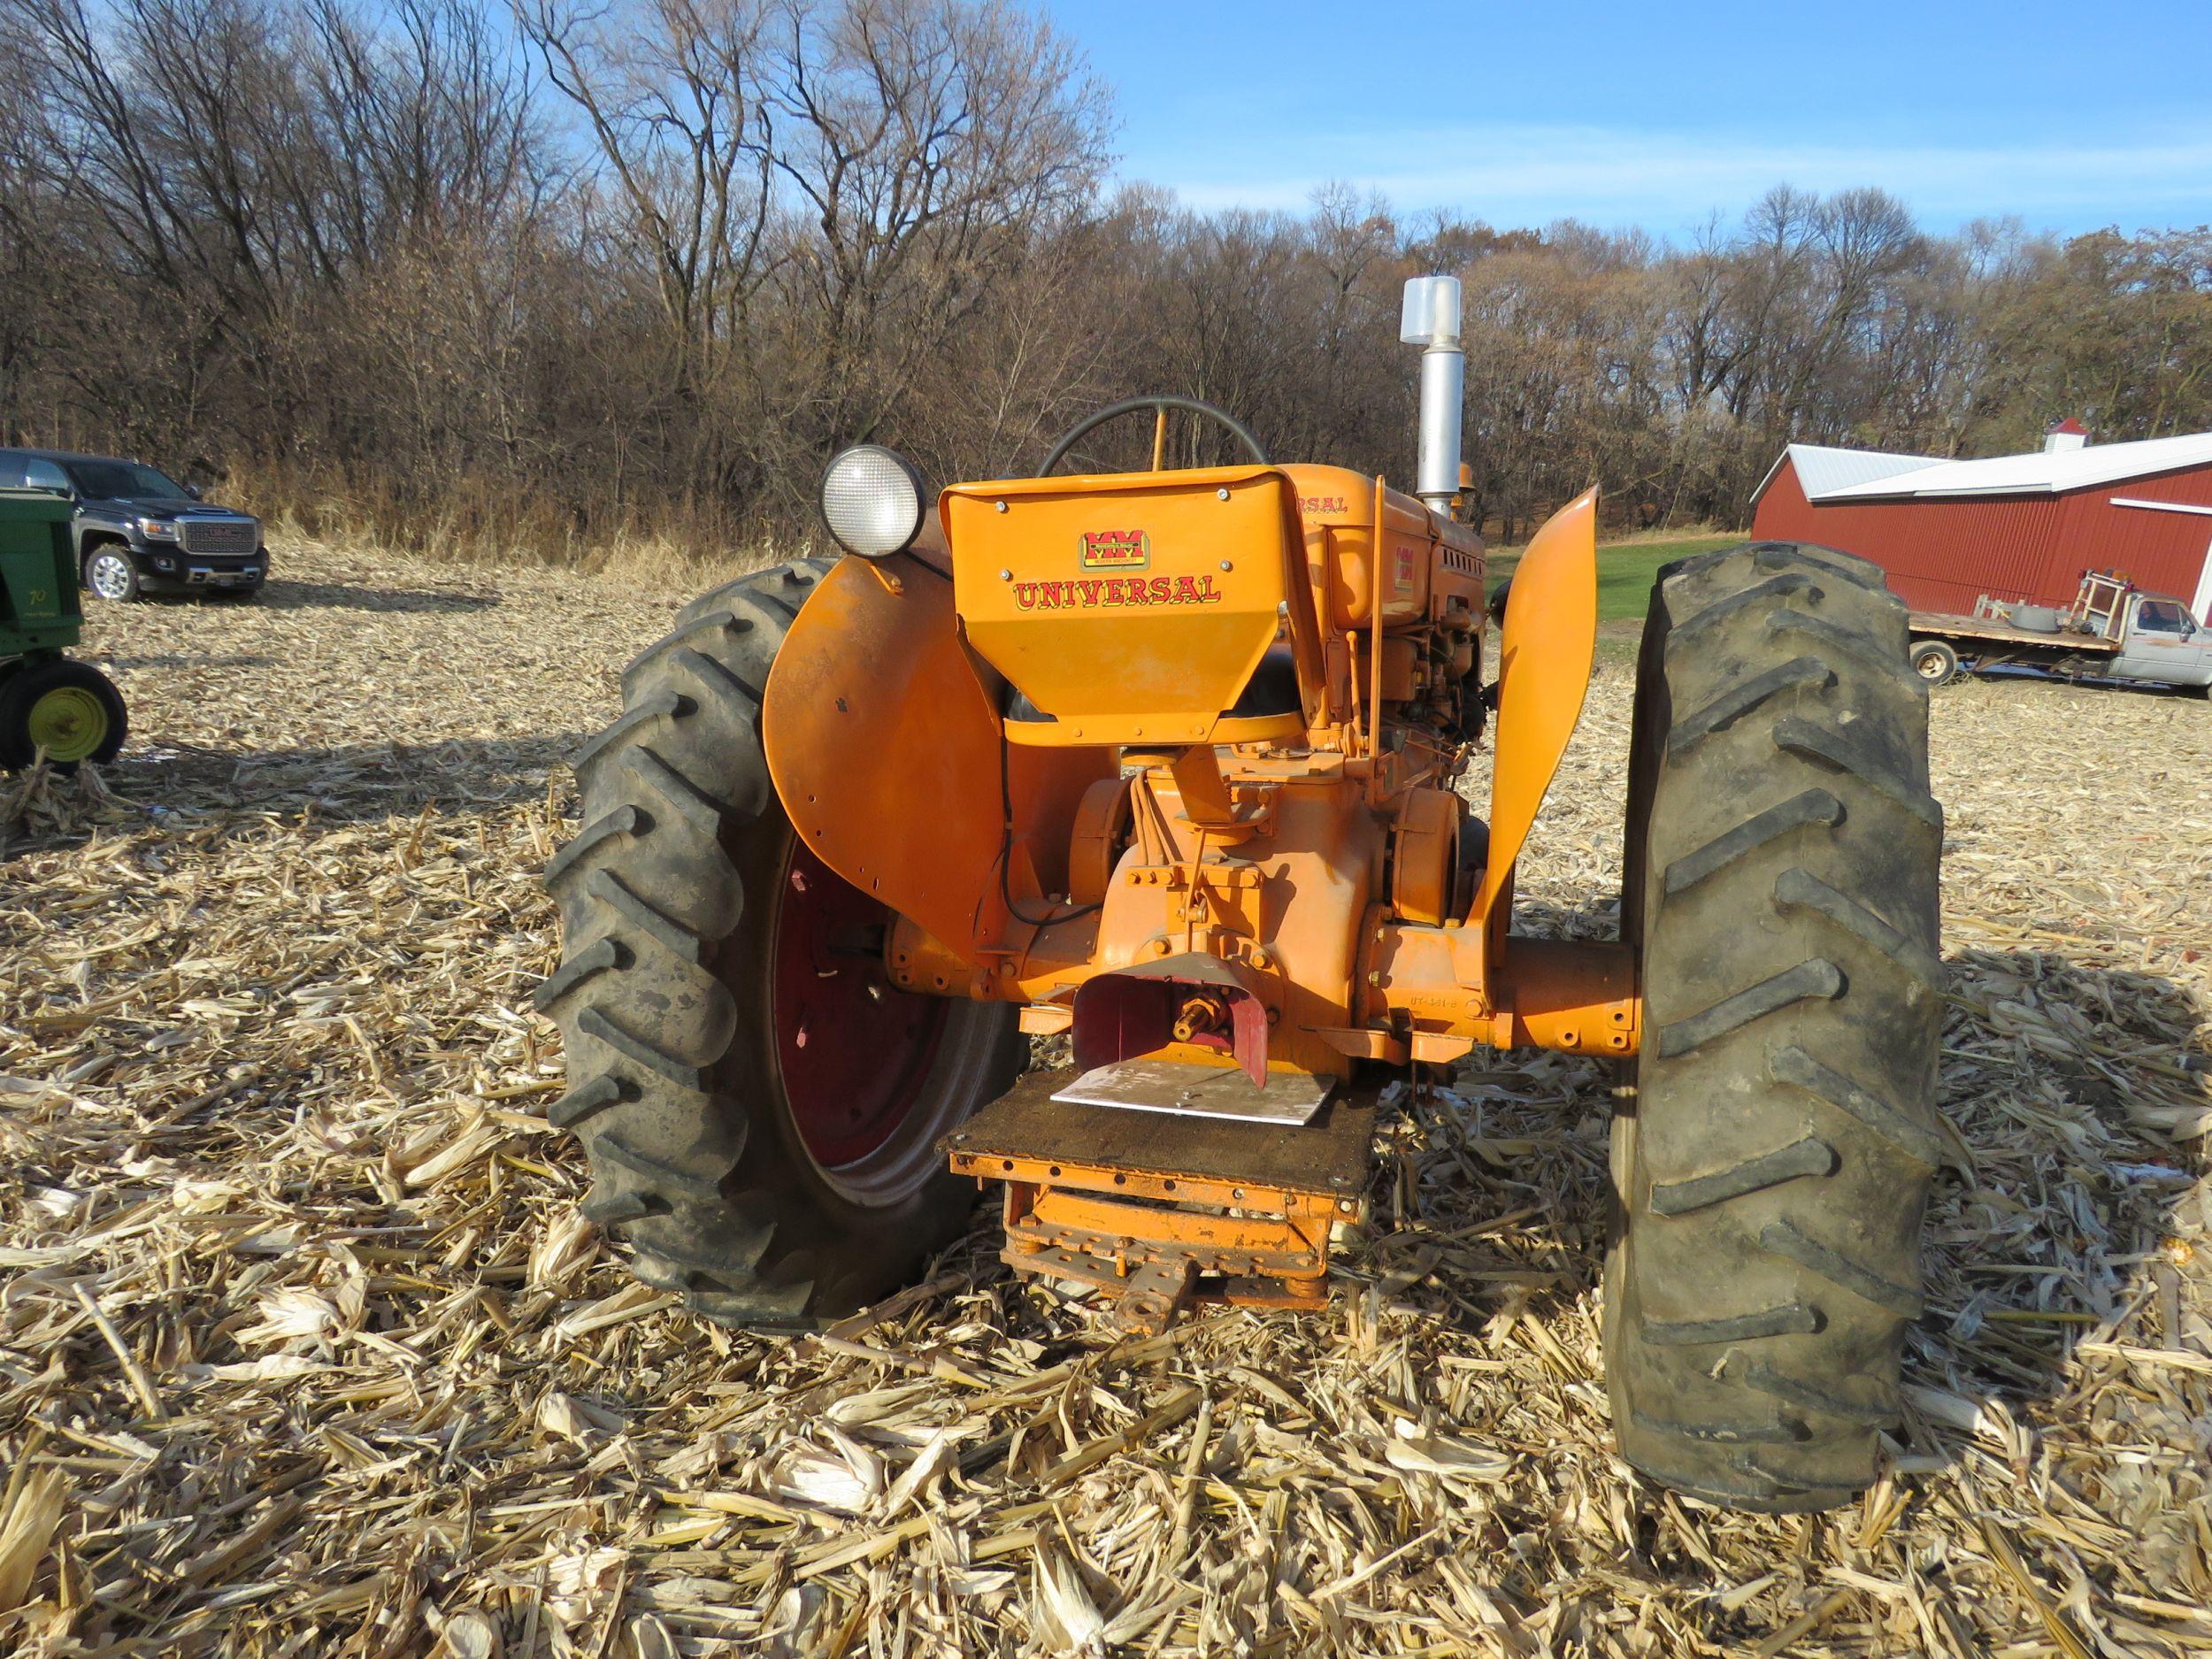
[138,517,179,541]
[819,445,926,558]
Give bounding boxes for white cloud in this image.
[1133,123,2212,233]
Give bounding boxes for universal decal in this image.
[1014,575,1223,610]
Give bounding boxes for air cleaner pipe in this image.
[1401,275,1464,507]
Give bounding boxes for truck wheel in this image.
[1908,638,1957,685]
[0,657,128,772]
[537,559,1025,1329]
[1609,541,1945,1511]
[84,547,141,603]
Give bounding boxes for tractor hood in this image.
[941,465,1317,749]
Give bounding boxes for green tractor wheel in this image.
[0,657,128,772]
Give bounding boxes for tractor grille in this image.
[180,518,257,557]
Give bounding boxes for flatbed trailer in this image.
[1906,610,2118,669]
[1906,570,2211,692]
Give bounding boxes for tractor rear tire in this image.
[1608,541,1945,1512]
[538,559,1026,1329]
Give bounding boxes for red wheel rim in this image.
[772,839,948,1169]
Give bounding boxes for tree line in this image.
[2,0,2207,557]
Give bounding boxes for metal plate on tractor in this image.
[1052,1057,1331,1125]
[946,1066,1377,1197]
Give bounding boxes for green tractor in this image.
[0,487,126,772]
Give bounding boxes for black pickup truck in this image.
[0,447,267,601]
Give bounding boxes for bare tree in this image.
[2,0,2205,559]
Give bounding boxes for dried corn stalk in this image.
[0,544,2204,1655]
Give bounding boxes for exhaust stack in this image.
[1401,275,1464,507]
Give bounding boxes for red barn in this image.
[1749,427,2212,623]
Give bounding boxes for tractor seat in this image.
[1006,644,1302,726]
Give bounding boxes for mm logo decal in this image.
[1080,528,1149,570]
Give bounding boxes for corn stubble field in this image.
[1,542,2208,1658]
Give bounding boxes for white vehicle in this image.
[1907,570,2212,694]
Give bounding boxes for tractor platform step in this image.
[942,1066,1378,1333]
[1050,1056,1332,1125]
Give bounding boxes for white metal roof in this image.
[1754,442,1944,504]
[1811,430,2212,502]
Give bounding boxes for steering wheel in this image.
[1040,395,1268,474]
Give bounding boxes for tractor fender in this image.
[1471,488,1598,927]
[762,552,1109,966]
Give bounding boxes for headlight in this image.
[139,518,178,540]
[819,445,926,558]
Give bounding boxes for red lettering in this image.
[1010,568,1244,611]
[1012,572,1233,610]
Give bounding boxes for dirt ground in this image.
[1,542,2207,1656]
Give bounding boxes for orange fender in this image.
[1471,488,1598,927]
[763,553,1108,965]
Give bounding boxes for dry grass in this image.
[1,540,2207,1656]
[221,457,795,583]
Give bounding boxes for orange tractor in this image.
[541,278,1946,1511]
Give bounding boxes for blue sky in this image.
[1050,0,2212,239]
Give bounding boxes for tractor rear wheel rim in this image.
[770,837,949,1183]
[90,556,132,598]
[27,686,109,763]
